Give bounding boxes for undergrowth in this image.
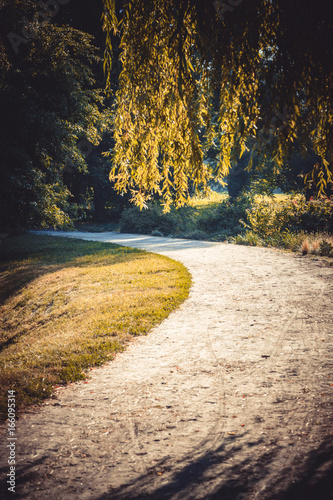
[118,192,333,257]
[0,235,191,420]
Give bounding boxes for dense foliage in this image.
[119,194,333,254]
[0,1,107,229]
[1,1,332,230]
[246,195,333,236]
[0,0,120,230]
[119,202,198,236]
[103,0,333,208]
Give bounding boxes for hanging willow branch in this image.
[102,0,333,206]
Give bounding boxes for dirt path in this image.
[1,233,332,500]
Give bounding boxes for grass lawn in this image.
[189,191,289,209]
[0,234,191,420]
[189,191,228,210]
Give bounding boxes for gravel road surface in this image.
[1,232,332,500]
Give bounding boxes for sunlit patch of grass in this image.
[190,191,289,208]
[0,235,191,420]
[273,193,291,202]
[189,191,228,210]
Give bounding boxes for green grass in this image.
[0,234,191,420]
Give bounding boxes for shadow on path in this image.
[4,230,331,500]
[32,231,219,254]
[92,435,333,500]
[1,435,331,500]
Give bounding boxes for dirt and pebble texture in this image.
[1,232,333,500]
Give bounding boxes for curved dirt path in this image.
[1,232,333,500]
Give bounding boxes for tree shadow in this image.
[93,434,333,500]
[35,230,220,253]
[0,455,47,500]
[0,234,141,306]
[259,439,333,500]
[1,426,332,499]
[0,234,144,357]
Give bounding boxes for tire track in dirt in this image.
[1,232,332,500]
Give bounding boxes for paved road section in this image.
[1,231,332,500]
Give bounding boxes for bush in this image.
[319,239,333,257]
[179,230,208,240]
[210,229,237,242]
[118,194,333,257]
[298,198,333,233]
[119,203,197,236]
[231,231,265,246]
[120,205,176,235]
[246,195,333,236]
[196,193,251,236]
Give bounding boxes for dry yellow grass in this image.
[299,233,333,257]
[0,235,191,419]
[301,239,310,255]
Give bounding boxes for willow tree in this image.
[102,0,333,208]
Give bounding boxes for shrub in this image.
[118,194,333,258]
[231,231,265,246]
[310,240,320,254]
[119,204,176,235]
[298,198,333,233]
[319,239,333,257]
[179,230,208,240]
[301,239,310,255]
[119,203,197,236]
[276,230,307,251]
[196,193,251,236]
[246,195,333,236]
[151,230,164,237]
[210,229,237,241]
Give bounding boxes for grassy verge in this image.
[0,235,191,420]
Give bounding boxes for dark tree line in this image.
[0,0,127,231]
